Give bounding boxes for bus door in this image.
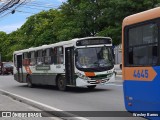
[65,47,75,85]
[16,54,23,82]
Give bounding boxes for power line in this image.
[20,1,60,10]
[15,9,35,14]
[0,12,11,19]
[21,3,57,9]
[16,3,58,11]
[0,0,31,18]
[0,9,35,20]
[14,0,27,9]
[24,1,60,7]
[0,0,20,13]
[13,1,59,15]
[19,6,45,11]
[0,0,63,19]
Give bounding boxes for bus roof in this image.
[122,7,160,27]
[13,36,111,54]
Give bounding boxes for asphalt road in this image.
[0,75,145,120]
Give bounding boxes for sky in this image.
[0,0,67,34]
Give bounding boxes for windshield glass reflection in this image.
[75,47,114,70]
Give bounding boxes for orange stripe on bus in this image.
[25,66,32,74]
[85,72,95,77]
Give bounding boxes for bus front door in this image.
[16,55,23,82]
[65,47,75,86]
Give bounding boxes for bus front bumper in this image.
[76,73,116,87]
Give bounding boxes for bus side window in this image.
[53,47,64,64]
[127,23,158,66]
[36,50,43,65]
[50,48,54,64]
[23,52,30,66]
[44,48,52,65]
[29,51,36,66]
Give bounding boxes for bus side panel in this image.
[31,74,57,85]
[123,66,160,113]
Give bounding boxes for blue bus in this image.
[122,7,160,120]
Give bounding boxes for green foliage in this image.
[1,0,160,61]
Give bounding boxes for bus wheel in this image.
[87,85,96,90]
[26,75,33,88]
[57,75,66,91]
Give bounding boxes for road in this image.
[0,75,145,120]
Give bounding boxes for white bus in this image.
[13,37,115,90]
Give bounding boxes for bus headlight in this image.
[107,73,113,78]
[76,72,91,80]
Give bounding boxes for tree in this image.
[20,9,60,47]
[0,32,7,61]
[2,0,160,61]
[59,0,160,45]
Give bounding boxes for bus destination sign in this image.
[76,38,111,46]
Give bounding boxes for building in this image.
[114,44,122,64]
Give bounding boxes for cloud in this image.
[0,22,23,34]
[58,0,66,3]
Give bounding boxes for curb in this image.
[0,89,88,120]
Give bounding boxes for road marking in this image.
[0,89,89,120]
[107,84,123,87]
[116,74,122,76]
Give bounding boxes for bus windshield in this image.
[75,47,114,71]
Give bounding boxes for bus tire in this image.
[120,63,122,70]
[57,75,66,91]
[87,85,96,90]
[26,75,34,88]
